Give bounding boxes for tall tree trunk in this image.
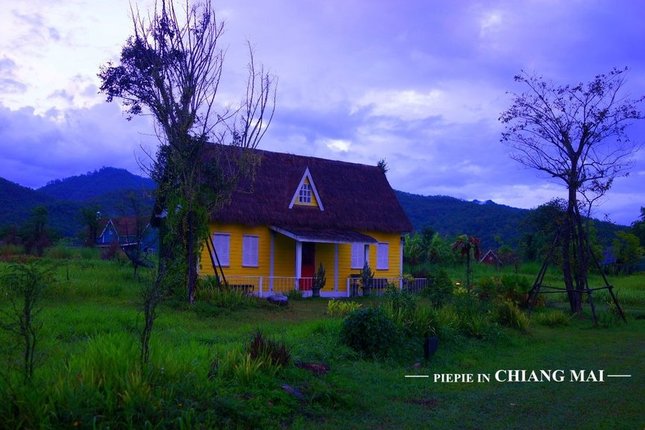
[573,205,589,297]
[186,209,198,304]
[564,184,582,314]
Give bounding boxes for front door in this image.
[300,242,315,290]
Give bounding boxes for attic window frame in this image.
[298,183,312,204]
[289,167,324,211]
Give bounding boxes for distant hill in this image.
[1,167,626,249]
[0,177,81,236]
[395,191,528,249]
[1,168,156,238]
[395,190,625,250]
[38,167,155,201]
[0,177,55,227]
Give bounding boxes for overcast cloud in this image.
[0,0,643,224]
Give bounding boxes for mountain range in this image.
[0,167,155,237]
[0,167,625,248]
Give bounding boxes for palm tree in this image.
[452,235,481,289]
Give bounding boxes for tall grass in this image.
[0,252,643,428]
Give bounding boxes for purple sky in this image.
[1,0,644,225]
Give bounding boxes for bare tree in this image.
[99,0,276,303]
[500,67,643,313]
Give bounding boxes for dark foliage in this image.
[38,167,155,201]
[248,331,291,367]
[418,267,454,307]
[340,307,397,358]
[396,190,626,255]
[0,169,155,238]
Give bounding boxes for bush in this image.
[409,306,439,338]
[43,245,75,260]
[494,300,530,332]
[452,289,495,339]
[195,276,257,310]
[248,330,291,367]
[500,274,531,304]
[287,289,303,300]
[0,244,25,259]
[327,300,362,317]
[340,307,397,358]
[534,310,571,327]
[420,267,453,306]
[475,274,532,305]
[382,284,417,328]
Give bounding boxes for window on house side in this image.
[242,235,259,267]
[213,233,230,267]
[298,183,312,204]
[376,243,389,270]
[351,243,366,269]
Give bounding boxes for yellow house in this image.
[199,148,413,297]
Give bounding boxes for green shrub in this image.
[534,310,571,327]
[597,298,626,327]
[409,306,439,338]
[327,299,362,317]
[475,276,499,301]
[287,289,303,300]
[500,274,531,304]
[458,313,495,339]
[195,276,257,309]
[43,245,76,260]
[382,284,417,328]
[494,300,530,332]
[215,346,279,384]
[248,330,291,367]
[340,307,397,358]
[0,243,25,258]
[435,306,460,340]
[452,289,495,339]
[475,274,533,305]
[420,267,453,306]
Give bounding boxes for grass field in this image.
[0,254,643,429]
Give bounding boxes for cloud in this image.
[353,81,506,126]
[320,138,351,153]
[0,57,27,93]
[0,103,157,188]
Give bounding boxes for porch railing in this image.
[346,277,429,297]
[215,275,428,298]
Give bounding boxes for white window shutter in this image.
[243,235,259,267]
[351,243,365,269]
[213,234,230,266]
[377,243,389,270]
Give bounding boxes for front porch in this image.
[219,275,429,298]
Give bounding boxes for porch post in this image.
[334,243,339,292]
[295,240,303,291]
[363,244,369,267]
[270,231,275,293]
[400,236,404,289]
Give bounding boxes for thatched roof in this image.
[210,147,412,234]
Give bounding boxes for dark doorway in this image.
[300,242,315,290]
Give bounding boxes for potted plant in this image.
[360,262,374,296]
[312,263,326,298]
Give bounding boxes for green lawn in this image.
[0,257,643,429]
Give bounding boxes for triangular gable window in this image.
[289,167,324,210]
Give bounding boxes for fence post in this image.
[258,277,263,298]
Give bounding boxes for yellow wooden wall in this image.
[273,232,295,277]
[314,243,337,292]
[200,223,403,292]
[200,224,272,277]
